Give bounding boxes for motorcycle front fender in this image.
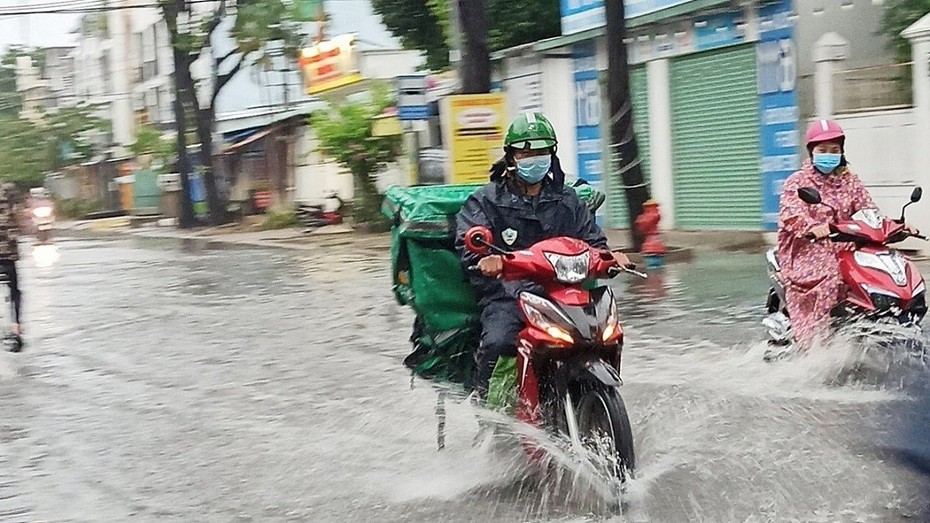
[581,359,622,387]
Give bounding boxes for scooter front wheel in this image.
[575,385,635,482]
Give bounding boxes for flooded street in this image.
[2,236,930,522]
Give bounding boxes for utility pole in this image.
[606,0,649,250]
[456,0,490,94]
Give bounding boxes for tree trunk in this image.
[457,0,490,94]
[606,0,650,250]
[195,106,226,225]
[164,2,195,229]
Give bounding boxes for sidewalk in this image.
[53,218,393,252]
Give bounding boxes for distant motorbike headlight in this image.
[33,206,53,219]
[544,251,589,284]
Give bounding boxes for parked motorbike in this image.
[764,186,928,352]
[296,192,343,232]
[464,226,643,482]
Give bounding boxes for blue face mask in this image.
[515,155,551,184]
[812,153,842,174]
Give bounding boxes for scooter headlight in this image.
[519,292,575,345]
[602,297,622,343]
[544,251,590,284]
[854,251,907,286]
[33,206,52,219]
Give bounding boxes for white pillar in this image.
[812,32,849,119]
[108,5,134,155]
[902,13,930,255]
[646,58,675,230]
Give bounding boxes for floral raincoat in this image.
[777,160,876,347]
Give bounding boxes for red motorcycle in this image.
[765,186,928,349]
[464,226,642,481]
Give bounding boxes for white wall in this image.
[830,109,930,251]
[541,54,578,179]
[294,133,354,203]
[358,50,424,79]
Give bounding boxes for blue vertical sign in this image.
[574,42,601,184]
[757,0,799,231]
[574,42,603,225]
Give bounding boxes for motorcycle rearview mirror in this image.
[464,226,514,257]
[797,187,822,205]
[900,186,923,222]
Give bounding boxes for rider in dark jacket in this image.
[455,112,630,394]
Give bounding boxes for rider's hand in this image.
[612,251,633,268]
[477,255,504,278]
[808,224,831,240]
[905,224,921,236]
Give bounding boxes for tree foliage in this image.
[130,124,174,169]
[371,0,562,70]
[878,0,930,62]
[310,85,401,223]
[0,105,109,187]
[371,0,449,70]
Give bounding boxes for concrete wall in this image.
[796,0,894,76]
[828,109,930,251]
[294,134,354,203]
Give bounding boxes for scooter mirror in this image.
[798,187,822,205]
[464,226,493,255]
[911,187,922,203]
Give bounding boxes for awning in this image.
[223,127,276,153]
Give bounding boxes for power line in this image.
[0,0,222,16]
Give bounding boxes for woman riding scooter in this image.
[777,119,918,349]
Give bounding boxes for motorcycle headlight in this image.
[602,297,621,343]
[519,292,575,345]
[33,206,52,219]
[544,251,590,284]
[854,251,907,286]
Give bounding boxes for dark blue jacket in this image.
[455,174,608,303]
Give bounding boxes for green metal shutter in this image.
[670,45,762,229]
[607,65,650,229]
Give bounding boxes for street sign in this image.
[397,74,430,121]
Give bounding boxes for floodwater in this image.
[1,236,929,522]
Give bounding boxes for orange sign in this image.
[299,34,363,95]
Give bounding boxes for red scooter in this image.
[464,226,643,481]
[764,186,928,348]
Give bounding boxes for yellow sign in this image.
[299,34,363,95]
[447,94,506,184]
[371,114,402,137]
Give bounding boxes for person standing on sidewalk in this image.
[0,183,23,344]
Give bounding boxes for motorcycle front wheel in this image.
[575,385,635,482]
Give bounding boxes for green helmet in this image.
[503,112,557,151]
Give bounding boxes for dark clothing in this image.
[0,261,20,324]
[476,298,525,387]
[455,174,609,391]
[0,185,19,262]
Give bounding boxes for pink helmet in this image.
[805,119,845,150]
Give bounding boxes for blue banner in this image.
[573,42,604,225]
[694,11,745,51]
[560,0,694,34]
[757,0,799,231]
[573,42,601,184]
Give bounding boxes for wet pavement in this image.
[2,236,930,522]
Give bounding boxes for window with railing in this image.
[832,62,913,113]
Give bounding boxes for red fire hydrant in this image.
[635,199,666,268]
